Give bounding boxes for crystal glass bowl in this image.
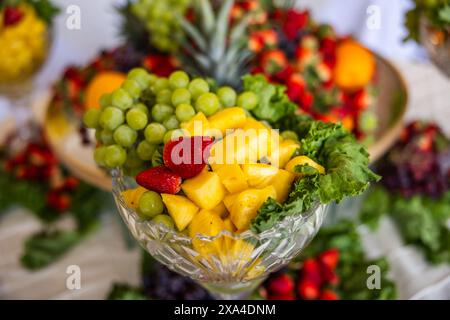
[112,169,328,299]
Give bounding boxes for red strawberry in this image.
[267,273,295,296]
[163,136,214,179]
[136,166,182,194]
[283,9,309,40]
[63,176,80,191]
[261,50,288,75]
[299,91,314,111]
[3,6,24,27]
[297,279,320,300]
[318,248,339,270]
[301,258,322,286]
[286,73,305,101]
[319,289,339,300]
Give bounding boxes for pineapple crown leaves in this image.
[177,0,254,88]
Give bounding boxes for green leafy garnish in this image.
[243,74,297,123]
[250,115,380,233]
[107,284,148,300]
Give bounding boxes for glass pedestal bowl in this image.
[112,169,328,299]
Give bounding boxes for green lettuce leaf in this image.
[250,115,380,233]
[243,74,296,123]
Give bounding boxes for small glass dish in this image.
[112,169,328,299]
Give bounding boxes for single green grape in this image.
[175,103,196,122]
[163,115,180,130]
[128,68,151,89]
[169,71,190,89]
[99,107,124,131]
[138,191,164,219]
[126,108,148,130]
[104,145,127,168]
[133,103,149,117]
[152,214,175,229]
[145,123,167,144]
[156,89,173,105]
[171,88,191,106]
[195,93,220,116]
[99,93,112,109]
[217,86,237,108]
[83,109,101,129]
[163,129,186,144]
[237,91,259,110]
[93,146,107,167]
[137,141,156,161]
[122,79,142,99]
[153,78,170,93]
[100,129,115,146]
[151,104,174,123]
[113,125,138,147]
[188,78,209,100]
[152,149,163,167]
[281,130,299,141]
[111,88,133,111]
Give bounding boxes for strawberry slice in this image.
[163,136,214,179]
[136,166,182,195]
[4,6,24,27]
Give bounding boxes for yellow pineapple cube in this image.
[285,156,326,177]
[230,186,276,231]
[161,194,199,231]
[242,163,279,188]
[271,169,295,203]
[208,107,247,135]
[223,193,239,212]
[216,164,249,194]
[121,187,147,210]
[189,209,224,258]
[269,139,300,168]
[181,112,211,136]
[182,171,226,210]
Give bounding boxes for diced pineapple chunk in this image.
[161,194,199,231]
[189,209,224,258]
[242,163,279,188]
[122,187,147,210]
[231,186,277,231]
[269,139,300,168]
[223,218,237,233]
[285,156,326,176]
[181,112,211,136]
[208,107,247,135]
[271,169,295,203]
[216,164,249,194]
[223,193,239,212]
[182,171,226,210]
[212,202,228,218]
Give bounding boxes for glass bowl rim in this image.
[111,168,326,243]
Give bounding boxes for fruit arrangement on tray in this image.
[360,121,450,264]
[0,0,58,84]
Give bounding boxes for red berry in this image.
[301,258,322,286]
[320,266,340,285]
[163,136,214,179]
[286,73,305,101]
[297,279,320,300]
[318,248,339,270]
[3,6,24,27]
[319,289,339,300]
[136,166,182,194]
[268,293,295,300]
[267,273,295,296]
[63,176,80,191]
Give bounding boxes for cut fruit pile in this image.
[0,3,48,83]
[86,69,326,242]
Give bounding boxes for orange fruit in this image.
[333,40,375,92]
[85,71,126,109]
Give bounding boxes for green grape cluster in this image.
[84,69,245,176]
[131,0,191,52]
